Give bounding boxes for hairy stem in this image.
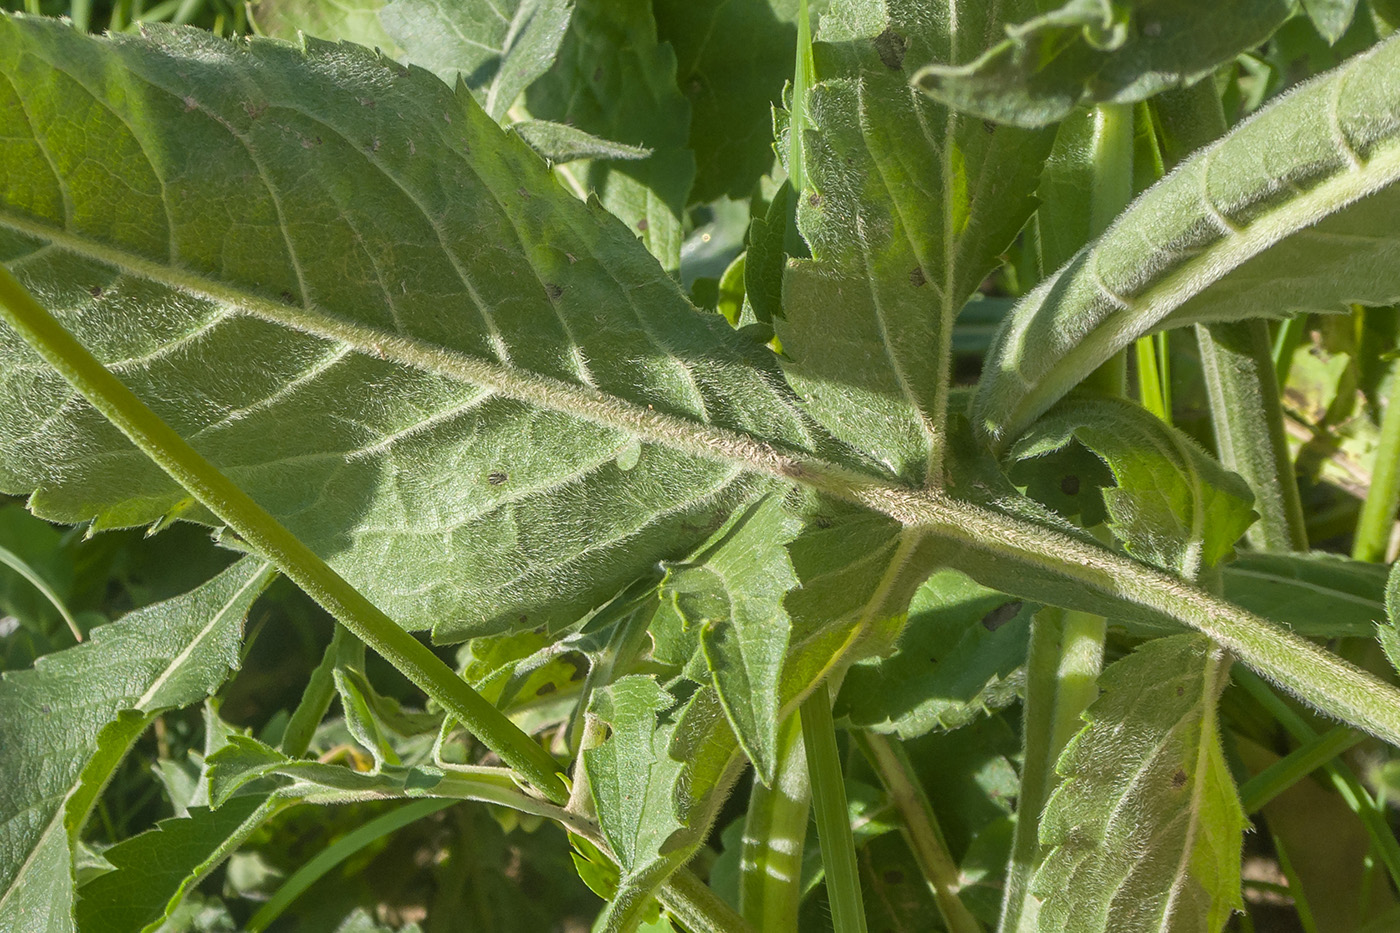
[739,713,810,932]
[1353,354,1400,562]
[1082,103,1135,398]
[658,867,760,933]
[801,684,867,933]
[855,732,981,933]
[0,263,569,804]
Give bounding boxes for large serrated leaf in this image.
[1010,396,1255,576]
[913,0,1292,127]
[975,32,1400,444]
[0,16,818,640]
[1033,634,1245,933]
[779,0,1054,484]
[0,558,272,932]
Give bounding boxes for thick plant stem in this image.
[658,868,760,933]
[997,611,1063,933]
[1197,320,1310,551]
[0,264,569,805]
[1353,356,1400,562]
[739,713,810,932]
[1082,103,1135,398]
[1156,81,1309,551]
[855,732,981,933]
[801,684,868,933]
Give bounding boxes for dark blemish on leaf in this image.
[883,869,905,884]
[40,704,51,714]
[518,187,531,200]
[808,193,821,208]
[983,120,997,135]
[815,515,833,529]
[1060,474,1080,496]
[981,601,1022,632]
[488,470,508,486]
[909,266,927,287]
[592,66,605,82]
[545,283,564,302]
[873,28,907,71]
[536,682,557,696]
[1177,685,1186,697]
[359,97,375,108]
[519,614,529,625]
[301,136,322,149]
[279,290,297,305]
[89,285,104,299]
[637,218,650,231]
[1171,769,1188,789]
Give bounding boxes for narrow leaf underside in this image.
[0,16,820,639]
[976,32,1400,443]
[781,0,1051,484]
[0,559,270,932]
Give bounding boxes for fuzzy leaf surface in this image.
[378,0,573,120]
[780,0,1053,484]
[1010,397,1255,576]
[0,16,818,639]
[976,33,1400,443]
[1033,634,1245,933]
[1382,560,1400,673]
[1223,552,1391,640]
[250,0,401,54]
[835,568,1032,739]
[914,0,1292,127]
[0,558,271,932]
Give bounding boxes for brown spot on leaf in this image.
[909,266,927,287]
[981,601,1022,632]
[873,28,907,71]
[545,283,564,302]
[636,218,650,231]
[89,285,104,299]
[1060,474,1080,496]
[488,470,508,486]
[1171,769,1188,789]
[983,120,998,135]
[808,192,822,208]
[592,66,605,82]
[1177,685,1186,697]
[536,682,557,696]
[279,290,297,305]
[518,186,531,199]
[883,869,905,884]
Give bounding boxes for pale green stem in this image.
[1235,668,1400,891]
[1238,725,1364,813]
[0,264,569,804]
[855,732,982,933]
[0,541,82,642]
[1082,103,1135,398]
[1352,355,1400,562]
[1273,315,1308,388]
[658,867,761,933]
[1048,610,1107,754]
[739,712,810,932]
[998,610,1064,933]
[801,684,868,933]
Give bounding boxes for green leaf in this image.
[524,0,694,269]
[1033,634,1245,933]
[510,120,652,163]
[1223,552,1391,640]
[913,0,1292,127]
[664,496,801,782]
[1302,0,1360,44]
[0,16,816,640]
[975,33,1400,443]
[779,0,1053,483]
[653,0,800,203]
[0,558,272,932]
[835,569,1032,739]
[378,0,573,120]
[249,0,402,54]
[1009,396,1255,575]
[74,797,269,933]
[1381,560,1400,673]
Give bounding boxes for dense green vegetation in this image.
[2,1,1400,931]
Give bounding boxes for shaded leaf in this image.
[1222,552,1391,640]
[653,0,801,203]
[914,0,1292,127]
[1033,634,1245,933]
[1010,396,1255,575]
[1382,559,1400,673]
[378,0,573,120]
[525,0,694,269]
[0,558,272,932]
[836,569,1032,739]
[74,798,269,933]
[1302,0,1361,44]
[975,33,1400,443]
[249,0,401,54]
[510,120,652,163]
[0,17,816,640]
[780,0,1053,483]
